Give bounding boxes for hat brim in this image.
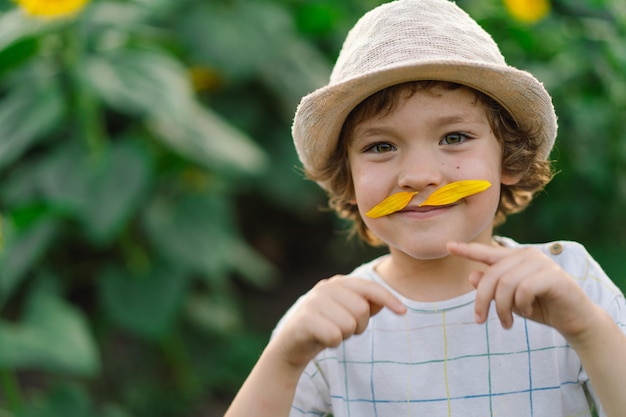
[292,59,557,183]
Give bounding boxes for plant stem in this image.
[160,335,199,400]
[63,23,107,155]
[0,369,23,412]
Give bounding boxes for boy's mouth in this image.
[365,180,492,219]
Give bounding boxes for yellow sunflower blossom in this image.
[503,0,550,24]
[189,66,223,92]
[15,0,89,18]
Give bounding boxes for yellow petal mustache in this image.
[365,180,491,218]
[419,180,491,207]
[365,191,419,218]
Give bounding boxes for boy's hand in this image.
[447,241,600,341]
[272,276,406,369]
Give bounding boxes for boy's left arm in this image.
[447,241,626,417]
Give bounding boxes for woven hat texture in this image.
[292,0,557,189]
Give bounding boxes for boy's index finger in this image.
[446,241,509,265]
[341,277,407,316]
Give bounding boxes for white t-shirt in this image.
[274,237,626,417]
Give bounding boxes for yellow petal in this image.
[365,191,418,218]
[419,180,491,207]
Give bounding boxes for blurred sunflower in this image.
[503,0,550,24]
[15,0,89,17]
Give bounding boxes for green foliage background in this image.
[0,0,624,416]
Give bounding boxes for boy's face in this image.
[347,85,518,260]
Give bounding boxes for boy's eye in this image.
[365,142,396,153]
[441,133,468,145]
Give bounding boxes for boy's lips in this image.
[400,202,456,213]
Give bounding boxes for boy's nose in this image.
[397,150,443,191]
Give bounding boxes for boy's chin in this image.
[389,243,454,261]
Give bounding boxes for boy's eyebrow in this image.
[429,109,487,126]
[352,126,393,138]
[352,113,484,140]
[434,114,479,125]
[348,126,397,146]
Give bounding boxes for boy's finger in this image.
[342,277,407,316]
[472,272,495,324]
[468,270,484,289]
[447,241,509,266]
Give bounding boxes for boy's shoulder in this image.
[496,236,623,300]
[496,235,592,272]
[495,235,587,258]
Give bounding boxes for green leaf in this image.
[0,9,56,53]
[0,78,64,172]
[227,239,278,290]
[99,404,135,417]
[15,382,134,417]
[185,292,242,334]
[0,156,42,206]
[0,287,99,376]
[295,3,340,35]
[36,142,91,215]
[83,48,194,119]
[84,47,267,173]
[0,217,57,306]
[79,140,153,244]
[0,36,37,77]
[144,192,277,288]
[258,37,331,118]
[176,2,272,80]
[98,263,188,341]
[36,140,153,244]
[143,193,228,280]
[80,1,152,29]
[148,103,268,175]
[176,1,330,117]
[17,382,92,417]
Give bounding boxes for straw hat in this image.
[292,0,557,189]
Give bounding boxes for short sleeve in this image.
[289,359,333,417]
[271,296,333,416]
[547,241,626,417]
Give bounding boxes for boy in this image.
[224,0,626,416]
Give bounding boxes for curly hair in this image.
[304,81,555,246]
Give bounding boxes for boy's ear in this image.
[348,188,357,205]
[501,171,521,186]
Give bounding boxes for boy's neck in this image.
[375,243,494,302]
